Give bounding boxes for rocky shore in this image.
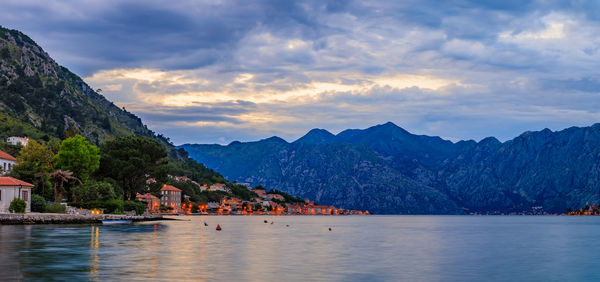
[0,213,165,225]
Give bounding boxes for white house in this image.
[209,183,231,193]
[6,137,28,147]
[0,177,34,213]
[0,150,17,175]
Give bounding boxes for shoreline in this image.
[0,213,168,225]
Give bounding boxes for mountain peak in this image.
[261,136,288,144]
[294,128,337,144]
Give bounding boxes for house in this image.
[209,183,230,193]
[160,185,182,213]
[6,137,28,147]
[0,177,34,213]
[0,150,17,175]
[207,202,220,210]
[303,205,334,215]
[266,193,285,201]
[136,193,160,213]
[253,188,267,198]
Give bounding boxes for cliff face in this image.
[181,123,600,214]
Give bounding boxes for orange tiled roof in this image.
[161,185,182,192]
[0,150,16,161]
[0,177,34,187]
[137,193,159,200]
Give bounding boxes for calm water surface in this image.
[2,216,600,281]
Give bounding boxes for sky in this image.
[2,0,600,145]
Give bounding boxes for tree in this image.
[49,170,80,203]
[18,139,54,169]
[54,135,100,181]
[10,140,54,200]
[99,135,168,200]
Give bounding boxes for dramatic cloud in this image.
[2,0,600,144]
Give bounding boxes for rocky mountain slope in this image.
[181,123,600,214]
[0,26,163,145]
[0,25,224,184]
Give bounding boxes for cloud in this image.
[2,0,600,144]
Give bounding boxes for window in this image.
[22,191,28,202]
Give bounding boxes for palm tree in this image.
[49,170,80,203]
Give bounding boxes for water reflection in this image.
[89,225,99,280]
[3,216,600,281]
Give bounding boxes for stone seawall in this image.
[0,213,165,225]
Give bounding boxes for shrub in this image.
[31,194,47,212]
[124,200,146,215]
[71,181,117,203]
[103,199,124,214]
[9,198,27,213]
[45,203,66,213]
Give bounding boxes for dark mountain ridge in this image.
[181,122,600,214]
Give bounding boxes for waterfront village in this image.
[138,175,369,216]
[0,136,369,217]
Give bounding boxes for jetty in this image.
[0,213,165,225]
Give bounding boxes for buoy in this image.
[286,224,289,227]
[216,224,222,231]
[270,221,274,224]
[264,220,268,223]
[329,227,332,231]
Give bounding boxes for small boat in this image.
[204,221,208,226]
[216,224,222,231]
[102,219,132,225]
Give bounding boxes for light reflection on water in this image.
[2,216,600,281]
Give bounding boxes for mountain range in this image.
[180,122,600,214]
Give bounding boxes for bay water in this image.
[1,215,600,281]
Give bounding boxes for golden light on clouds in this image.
[86,68,465,108]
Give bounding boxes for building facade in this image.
[136,193,160,213]
[0,177,34,213]
[160,185,182,212]
[0,150,17,175]
[209,183,230,193]
[6,137,28,147]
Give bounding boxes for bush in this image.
[71,181,117,202]
[9,198,27,213]
[31,194,47,212]
[45,202,66,213]
[124,200,146,215]
[103,199,124,214]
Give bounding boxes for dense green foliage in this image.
[70,199,124,214]
[124,200,146,215]
[9,198,26,213]
[31,194,47,212]
[98,135,169,200]
[45,203,66,213]
[70,181,117,202]
[54,135,100,181]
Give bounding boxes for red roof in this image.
[136,193,159,200]
[0,177,34,187]
[161,185,182,192]
[0,150,16,161]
